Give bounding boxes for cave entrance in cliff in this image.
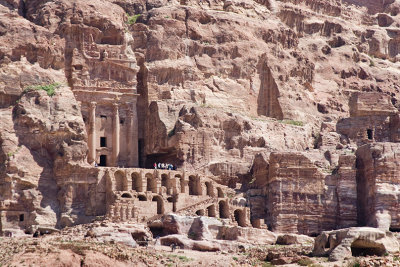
[146,173,157,193]
[189,176,201,196]
[207,205,216,217]
[132,172,142,192]
[145,151,181,169]
[99,155,107,166]
[152,195,164,215]
[219,201,229,219]
[114,171,127,191]
[350,240,385,257]
[234,209,246,227]
[205,182,214,197]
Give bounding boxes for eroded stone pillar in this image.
[88,102,96,164]
[128,100,139,167]
[112,103,120,166]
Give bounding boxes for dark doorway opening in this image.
[100,137,107,147]
[19,214,24,222]
[367,129,373,140]
[149,226,164,238]
[99,155,107,166]
[234,209,246,227]
[138,139,144,168]
[219,201,229,219]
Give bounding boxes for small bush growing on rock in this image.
[127,14,141,25]
[279,120,304,127]
[25,82,61,96]
[369,59,375,67]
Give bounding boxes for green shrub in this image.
[369,59,375,67]
[25,82,61,96]
[127,14,141,25]
[178,256,191,262]
[298,258,314,266]
[279,120,304,127]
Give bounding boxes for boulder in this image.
[276,233,314,245]
[161,214,195,235]
[188,216,222,240]
[161,214,222,239]
[217,226,277,244]
[159,234,221,252]
[313,227,400,261]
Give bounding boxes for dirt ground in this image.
[1,234,399,267]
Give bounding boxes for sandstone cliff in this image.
[1,0,400,234]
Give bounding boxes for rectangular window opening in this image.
[100,137,107,147]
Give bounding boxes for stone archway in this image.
[138,195,147,201]
[114,170,127,191]
[146,173,157,193]
[234,209,246,227]
[161,173,168,188]
[152,195,164,215]
[205,181,214,197]
[217,187,224,198]
[189,175,201,195]
[196,209,205,216]
[207,205,216,217]
[219,200,229,219]
[131,172,142,192]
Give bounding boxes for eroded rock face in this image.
[2,0,400,240]
[313,227,400,261]
[0,87,89,230]
[356,143,400,231]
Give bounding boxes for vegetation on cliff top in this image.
[24,82,61,96]
[126,14,141,25]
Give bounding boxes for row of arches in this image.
[113,170,226,198]
[195,201,247,227]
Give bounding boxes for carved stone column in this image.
[88,102,96,164]
[128,100,139,167]
[112,103,120,166]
